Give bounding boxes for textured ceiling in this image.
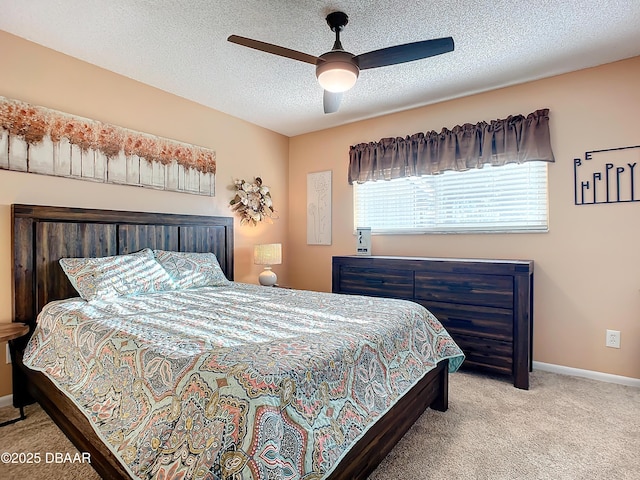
[1,0,639,137]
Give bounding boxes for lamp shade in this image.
[254,243,282,266]
[316,51,359,93]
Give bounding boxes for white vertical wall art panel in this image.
[126,155,140,185]
[94,151,107,182]
[166,160,179,191]
[184,167,201,193]
[139,158,154,187]
[27,136,54,174]
[81,150,95,179]
[107,151,127,184]
[307,170,332,245]
[178,164,187,192]
[200,172,214,196]
[53,138,72,176]
[0,129,9,169]
[151,161,165,188]
[70,144,82,177]
[8,136,28,172]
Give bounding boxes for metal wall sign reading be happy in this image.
[573,145,640,205]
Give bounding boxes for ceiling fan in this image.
[228,11,454,114]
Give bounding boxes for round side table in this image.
[0,322,29,427]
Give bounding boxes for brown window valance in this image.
[348,108,554,184]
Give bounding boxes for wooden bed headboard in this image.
[11,204,234,328]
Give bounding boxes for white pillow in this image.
[59,248,175,301]
[153,250,229,289]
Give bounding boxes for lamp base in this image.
[258,267,278,286]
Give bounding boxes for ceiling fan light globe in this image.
[316,61,359,93]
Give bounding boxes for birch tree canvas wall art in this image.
[0,96,216,196]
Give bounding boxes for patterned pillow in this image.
[153,250,230,289]
[59,248,176,301]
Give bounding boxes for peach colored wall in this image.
[289,56,640,379]
[0,31,289,396]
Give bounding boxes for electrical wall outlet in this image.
[606,329,621,348]
[6,344,11,364]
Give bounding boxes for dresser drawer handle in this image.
[453,285,473,292]
[456,318,474,326]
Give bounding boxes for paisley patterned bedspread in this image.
[23,283,464,479]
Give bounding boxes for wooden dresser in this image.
[332,255,534,389]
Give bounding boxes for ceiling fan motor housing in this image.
[316,51,360,92]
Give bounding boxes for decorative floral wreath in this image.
[229,177,277,226]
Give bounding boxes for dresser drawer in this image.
[453,333,513,375]
[422,301,513,342]
[415,272,513,309]
[336,266,413,299]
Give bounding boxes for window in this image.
[353,162,548,234]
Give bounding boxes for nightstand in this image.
[0,322,29,427]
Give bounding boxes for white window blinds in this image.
[353,161,548,234]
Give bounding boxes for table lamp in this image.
[254,243,282,286]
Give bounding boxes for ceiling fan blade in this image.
[323,90,343,114]
[355,37,454,70]
[227,35,319,65]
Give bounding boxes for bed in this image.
[10,204,464,480]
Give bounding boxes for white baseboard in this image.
[0,394,13,408]
[533,361,640,387]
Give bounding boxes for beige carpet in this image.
[0,370,638,479]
